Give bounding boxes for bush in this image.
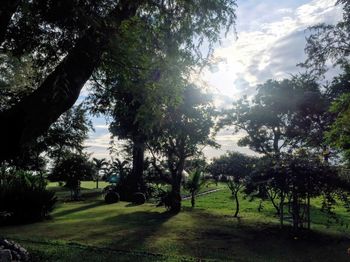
[49,152,95,200]
[104,191,120,204]
[157,190,181,213]
[0,170,57,224]
[132,192,146,205]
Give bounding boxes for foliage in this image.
[245,151,350,229]
[221,77,330,157]
[326,93,350,163]
[156,188,180,211]
[325,67,350,165]
[107,158,130,181]
[244,156,283,215]
[208,152,255,217]
[49,152,95,200]
[0,170,56,224]
[149,85,217,212]
[183,170,207,208]
[43,105,93,160]
[302,0,350,75]
[132,192,146,205]
[0,0,237,162]
[0,104,93,171]
[92,157,108,189]
[104,189,120,204]
[184,157,208,173]
[0,54,37,112]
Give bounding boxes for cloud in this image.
[204,0,342,100]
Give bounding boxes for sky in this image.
[83,0,343,160]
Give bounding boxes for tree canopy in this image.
[0,0,237,161]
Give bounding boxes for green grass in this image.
[47,181,109,200]
[1,183,350,261]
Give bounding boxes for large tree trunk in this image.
[0,0,21,46]
[169,157,185,213]
[128,138,145,194]
[0,3,138,162]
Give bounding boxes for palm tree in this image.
[92,158,108,189]
[184,170,207,208]
[110,159,130,179]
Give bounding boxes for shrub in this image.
[156,189,180,212]
[132,192,146,205]
[49,152,95,200]
[0,170,57,224]
[104,191,120,204]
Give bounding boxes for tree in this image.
[301,0,350,167]
[50,152,95,200]
[221,77,329,158]
[208,152,255,217]
[108,158,130,181]
[88,17,187,196]
[0,104,92,172]
[184,170,207,208]
[149,85,217,213]
[326,93,350,163]
[0,0,236,162]
[249,151,349,230]
[92,158,108,189]
[43,105,93,161]
[244,156,283,215]
[0,55,37,112]
[302,0,350,75]
[185,156,208,173]
[221,76,334,222]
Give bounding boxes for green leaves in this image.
[326,93,350,164]
[221,76,329,156]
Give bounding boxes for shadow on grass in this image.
[171,209,350,261]
[125,203,143,207]
[102,210,174,249]
[54,201,105,218]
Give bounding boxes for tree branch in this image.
[0,2,138,161]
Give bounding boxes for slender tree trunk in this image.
[233,191,239,217]
[191,191,195,208]
[280,192,285,228]
[307,176,311,230]
[96,178,99,189]
[267,189,280,215]
[0,2,138,162]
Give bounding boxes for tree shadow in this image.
[54,200,105,218]
[101,210,174,249]
[125,203,143,207]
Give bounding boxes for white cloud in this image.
[203,0,342,100]
[94,125,109,129]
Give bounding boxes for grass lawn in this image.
[1,183,350,261]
